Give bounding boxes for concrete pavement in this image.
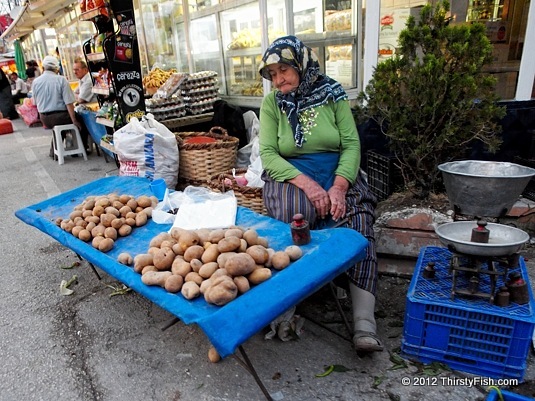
[1,118,534,401]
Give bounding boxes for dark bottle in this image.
[290,213,311,245]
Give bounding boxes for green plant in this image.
[356,1,506,198]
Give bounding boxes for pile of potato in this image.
[56,193,158,252]
[126,226,303,306]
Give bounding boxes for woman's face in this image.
[266,63,300,94]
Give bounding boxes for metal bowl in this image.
[438,160,535,217]
[435,221,529,256]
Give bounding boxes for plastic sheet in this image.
[15,176,368,357]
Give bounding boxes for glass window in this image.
[221,2,263,97]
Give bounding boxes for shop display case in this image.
[177,0,360,105]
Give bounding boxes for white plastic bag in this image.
[237,111,260,167]
[113,114,179,188]
[152,190,186,224]
[171,186,237,230]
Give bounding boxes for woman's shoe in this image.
[352,330,384,353]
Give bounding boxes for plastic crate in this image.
[401,247,535,381]
[366,151,402,201]
[486,389,535,401]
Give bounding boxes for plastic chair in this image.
[52,124,87,165]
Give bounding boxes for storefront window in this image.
[221,2,262,96]
[138,0,180,71]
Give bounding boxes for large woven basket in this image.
[176,127,239,188]
[209,168,266,215]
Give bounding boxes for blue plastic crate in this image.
[486,389,535,401]
[402,247,535,381]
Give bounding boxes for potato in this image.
[217,236,241,253]
[83,199,96,210]
[256,237,269,248]
[285,245,303,261]
[117,252,133,265]
[183,245,205,262]
[208,346,221,363]
[118,224,132,237]
[95,197,110,208]
[200,278,213,294]
[153,248,175,271]
[242,229,259,246]
[164,275,184,293]
[172,242,184,256]
[178,230,201,252]
[208,229,226,243]
[111,218,124,230]
[69,210,83,220]
[233,276,250,294]
[85,215,100,224]
[189,258,203,272]
[141,265,158,274]
[160,239,177,249]
[265,248,276,267]
[126,198,138,211]
[246,245,269,264]
[170,227,186,241]
[181,281,201,300]
[271,251,291,270]
[98,237,114,252]
[78,229,92,242]
[201,243,220,263]
[118,194,131,204]
[92,236,105,249]
[92,205,105,217]
[105,206,120,217]
[82,210,93,218]
[185,271,204,286]
[142,207,153,217]
[224,228,243,239]
[198,262,219,279]
[225,253,256,276]
[112,200,125,210]
[100,213,115,228]
[71,226,83,238]
[149,232,172,248]
[135,212,148,227]
[125,217,136,227]
[136,195,152,208]
[195,228,211,244]
[134,253,154,273]
[171,257,191,277]
[104,227,118,240]
[142,271,172,287]
[204,275,238,306]
[91,224,106,238]
[216,252,237,269]
[211,268,229,279]
[119,205,132,217]
[248,267,272,285]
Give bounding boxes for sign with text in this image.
[106,0,145,123]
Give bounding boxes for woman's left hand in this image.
[328,186,346,221]
[328,176,349,221]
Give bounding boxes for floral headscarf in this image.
[258,35,347,147]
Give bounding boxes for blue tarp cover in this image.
[15,176,368,357]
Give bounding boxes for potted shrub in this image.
[355,0,506,199]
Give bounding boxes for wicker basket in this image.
[176,127,239,188]
[209,168,266,215]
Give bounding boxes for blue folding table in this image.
[15,176,368,399]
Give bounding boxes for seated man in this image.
[11,72,28,103]
[32,56,81,158]
[73,57,97,154]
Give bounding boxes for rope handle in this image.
[209,126,228,137]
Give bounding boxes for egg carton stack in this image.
[179,71,220,115]
[145,73,188,120]
[145,95,186,120]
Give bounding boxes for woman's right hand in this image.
[289,174,330,219]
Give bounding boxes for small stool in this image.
[52,124,87,165]
[0,118,13,135]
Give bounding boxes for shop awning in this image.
[0,0,77,42]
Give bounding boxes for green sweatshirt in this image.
[259,91,361,184]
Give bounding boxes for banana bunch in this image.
[242,81,263,96]
[228,29,261,50]
[143,68,177,88]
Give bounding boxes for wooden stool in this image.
[52,124,87,165]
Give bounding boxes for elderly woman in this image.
[258,35,383,353]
